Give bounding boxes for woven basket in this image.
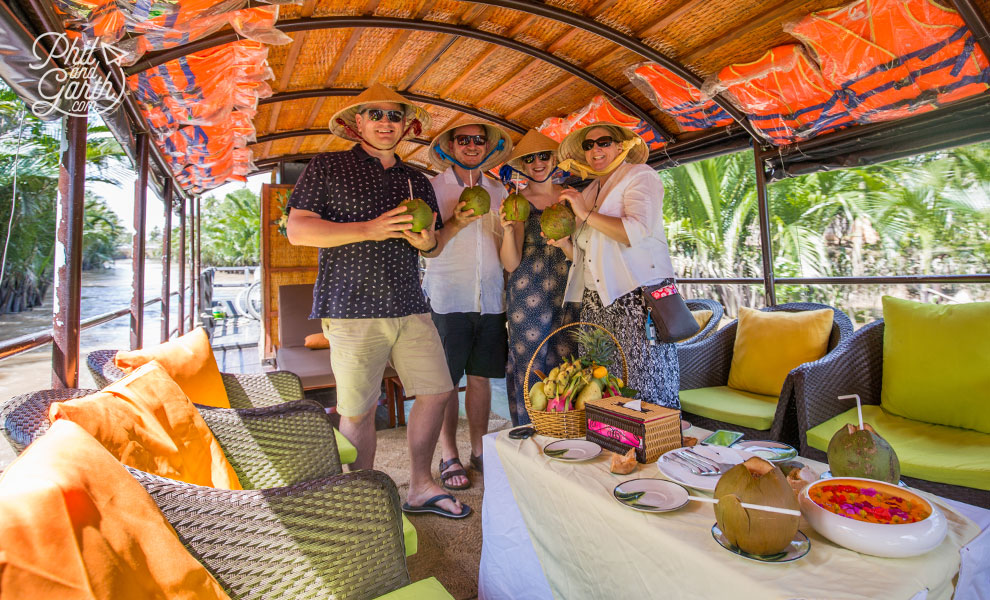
[523,322,629,439]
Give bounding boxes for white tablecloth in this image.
[479,432,990,600]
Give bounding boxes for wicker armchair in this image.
[791,320,990,507]
[678,298,724,345]
[87,349,306,408]
[678,302,854,446]
[133,468,416,600]
[1,389,342,488]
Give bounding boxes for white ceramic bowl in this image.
[799,477,947,558]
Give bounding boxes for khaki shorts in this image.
[322,313,454,418]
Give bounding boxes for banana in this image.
[547,367,559,381]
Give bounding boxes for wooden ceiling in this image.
[70,0,990,183]
[240,0,865,170]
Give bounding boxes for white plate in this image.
[656,446,751,492]
[731,440,798,462]
[612,478,690,513]
[543,439,602,461]
[711,524,810,563]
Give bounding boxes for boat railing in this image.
[0,291,188,361]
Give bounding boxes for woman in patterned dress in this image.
[499,130,581,426]
[547,122,680,409]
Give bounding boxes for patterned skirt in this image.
[580,283,680,409]
[505,208,581,426]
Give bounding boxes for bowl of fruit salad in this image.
[799,477,947,558]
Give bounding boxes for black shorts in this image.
[431,311,508,383]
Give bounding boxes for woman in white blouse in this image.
[547,122,679,408]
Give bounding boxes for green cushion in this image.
[333,428,357,465]
[807,405,990,491]
[402,514,417,557]
[678,386,778,431]
[373,577,453,600]
[881,296,990,434]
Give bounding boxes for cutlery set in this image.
[663,448,734,476]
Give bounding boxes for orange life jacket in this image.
[717,44,855,145]
[126,6,286,64]
[127,40,269,138]
[127,40,268,191]
[630,63,735,132]
[788,0,990,123]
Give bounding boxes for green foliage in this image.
[0,83,128,313]
[82,193,129,270]
[199,188,260,266]
[660,141,990,319]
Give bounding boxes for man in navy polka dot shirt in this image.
[287,84,470,519]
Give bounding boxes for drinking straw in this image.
[838,395,863,429]
[688,495,801,517]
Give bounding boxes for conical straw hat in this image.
[329,83,431,142]
[557,122,649,167]
[505,129,560,170]
[428,121,514,172]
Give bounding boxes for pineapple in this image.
[572,327,616,371]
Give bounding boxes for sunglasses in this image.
[361,108,404,123]
[454,134,488,146]
[522,151,553,164]
[581,136,615,151]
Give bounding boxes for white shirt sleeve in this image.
[619,168,664,247]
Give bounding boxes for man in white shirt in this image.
[424,122,514,490]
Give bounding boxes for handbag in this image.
[642,282,700,343]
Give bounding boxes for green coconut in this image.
[502,193,531,222]
[397,197,433,233]
[459,186,491,216]
[540,202,575,240]
[529,381,548,411]
[827,422,901,484]
[714,456,800,556]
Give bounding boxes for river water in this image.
[0,260,512,423]
[0,259,219,396]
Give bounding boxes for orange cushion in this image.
[49,361,242,490]
[114,327,229,408]
[0,419,231,600]
[304,332,330,349]
[727,307,833,396]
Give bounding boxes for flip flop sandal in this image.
[402,494,473,519]
[438,457,471,490]
[470,453,483,474]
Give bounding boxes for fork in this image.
[670,451,719,475]
[662,453,708,475]
[684,448,737,472]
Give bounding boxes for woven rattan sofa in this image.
[86,349,359,463]
[678,302,854,446]
[87,349,306,408]
[678,298,724,345]
[2,388,343,487]
[0,391,447,599]
[1,388,418,555]
[792,319,990,507]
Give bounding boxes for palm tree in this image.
[200,188,260,267]
[0,83,128,313]
[660,151,763,315]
